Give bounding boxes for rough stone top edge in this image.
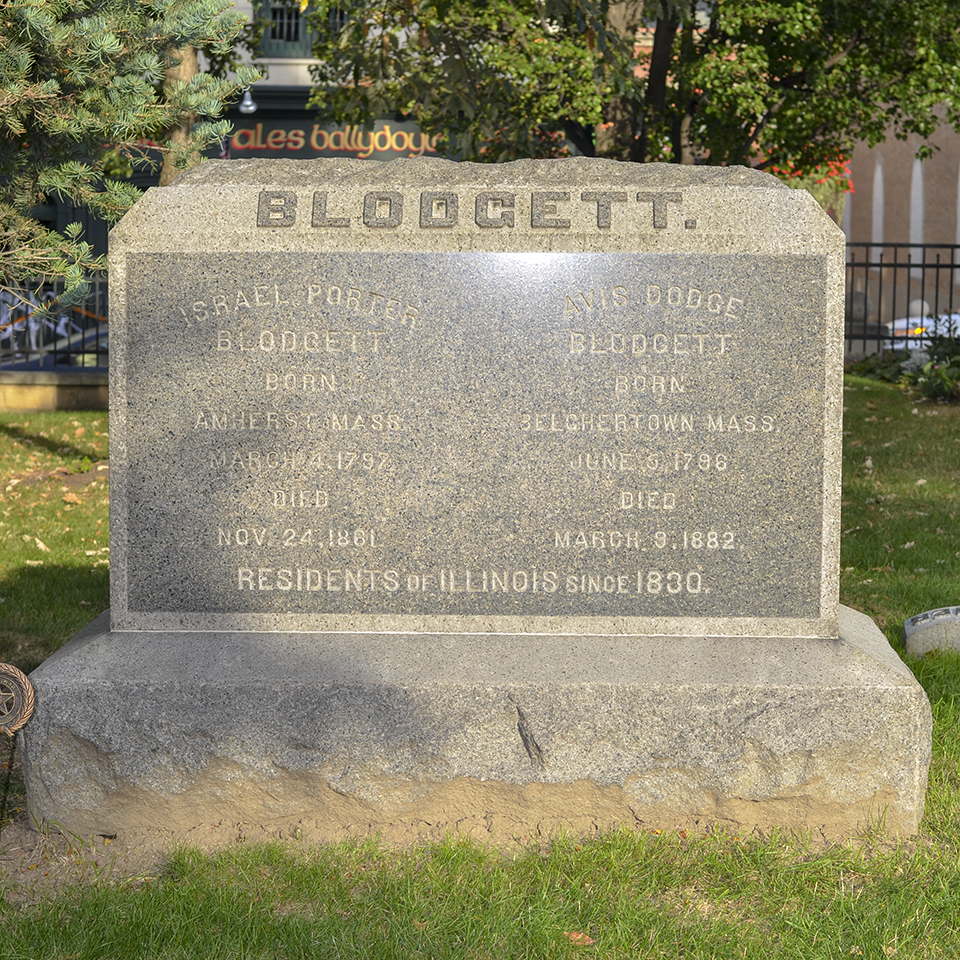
[169,156,788,191]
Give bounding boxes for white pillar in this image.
[871,155,884,262]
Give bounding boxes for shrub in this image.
[907,337,960,401]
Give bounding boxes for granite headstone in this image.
[20,159,931,842]
[111,161,841,638]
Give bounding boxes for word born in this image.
[266,373,335,393]
[257,190,694,231]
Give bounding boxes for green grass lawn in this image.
[1,386,960,959]
[839,376,960,642]
[0,411,110,674]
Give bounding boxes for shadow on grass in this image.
[0,563,108,834]
[0,736,17,829]
[0,421,101,463]
[0,564,109,674]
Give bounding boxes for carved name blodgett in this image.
[256,190,698,231]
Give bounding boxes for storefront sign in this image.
[229,120,441,161]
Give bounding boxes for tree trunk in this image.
[596,97,638,161]
[595,1,644,161]
[159,46,199,187]
[636,12,679,163]
[669,20,697,164]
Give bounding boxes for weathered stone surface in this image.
[108,157,844,639]
[20,606,930,841]
[904,606,960,656]
[21,157,929,841]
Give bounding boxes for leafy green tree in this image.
[0,0,259,313]
[302,0,960,178]
[635,0,960,171]
[303,0,616,161]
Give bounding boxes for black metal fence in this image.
[0,277,108,371]
[845,243,960,358]
[2,248,959,369]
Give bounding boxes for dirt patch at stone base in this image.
[5,460,108,495]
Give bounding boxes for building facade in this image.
[845,116,960,247]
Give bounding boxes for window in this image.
[258,2,314,58]
[270,5,301,43]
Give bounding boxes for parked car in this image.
[889,312,960,349]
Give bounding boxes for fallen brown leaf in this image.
[563,931,595,946]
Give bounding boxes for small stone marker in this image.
[904,606,960,656]
[19,159,931,842]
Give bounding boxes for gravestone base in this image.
[21,605,931,843]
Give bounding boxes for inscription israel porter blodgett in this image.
[112,165,841,637]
